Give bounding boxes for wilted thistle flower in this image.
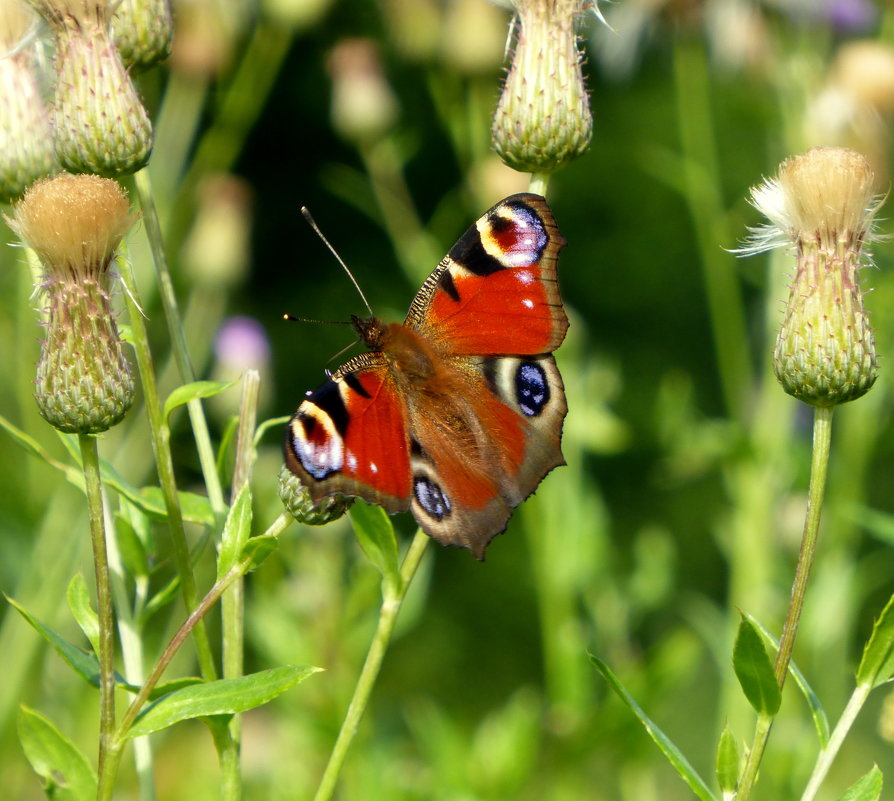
[7,173,137,433]
[491,0,592,174]
[110,0,173,72]
[0,0,57,200]
[741,147,881,407]
[279,465,353,526]
[27,0,153,176]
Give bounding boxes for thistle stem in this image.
[736,405,834,801]
[312,529,430,801]
[78,433,116,801]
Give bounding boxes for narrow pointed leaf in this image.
[127,665,321,738]
[591,655,718,801]
[217,486,253,580]
[66,574,100,655]
[836,765,882,801]
[857,592,894,689]
[8,596,100,686]
[746,613,829,745]
[733,617,780,716]
[350,503,401,599]
[239,534,280,572]
[18,706,97,801]
[164,380,236,423]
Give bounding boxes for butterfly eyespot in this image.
[516,361,550,417]
[413,475,452,521]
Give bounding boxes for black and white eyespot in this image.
[413,474,452,521]
[515,361,550,417]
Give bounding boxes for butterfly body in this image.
[285,194,568,558]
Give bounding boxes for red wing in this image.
[284,353,412,510]
[407,194,568,356]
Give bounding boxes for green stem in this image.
[132,168,227,529]
[312,529,430,801]
[220,371,261,801]
[736,405,834,801]
[78,433,116,801]
[773,405,833,685]
[117,250,218,683]
[799,682,872,801]
[528,173,550,196]
[113,512,293,744]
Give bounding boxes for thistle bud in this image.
[0,0,57,200]
[111,0,174,72]
[741,147,881,407]
[7,174,138,433]
[491,0,592,174]
[28,0,153,176]
[278,465,353,526]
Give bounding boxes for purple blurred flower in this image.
[215,316,271,370]
[824,0,876,32]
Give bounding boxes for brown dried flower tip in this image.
[27,0,153,176]
[741,147,881,407]
[491,0,593,175]
[8,174,138,433]
[0,0,57,200]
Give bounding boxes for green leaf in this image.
[715,724,739,794]
[733,616,781,716]
[857,592,894,689]
[18,706,97,801]
[66,575,99,656]
[127,665,321,738]
[164,380,236,423]
[746,613,829,746]
[350,503,401,599]
[836,765,883,801]
[591,655,718,801]
[139,575,181,625]
[239,534,280,572]
[8,595,100,687]
[217,485,253,580]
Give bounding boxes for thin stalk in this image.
[132,168,226,529]
[773,405,833,685]
[220,371,261,801]
[736,405,834,801]
[117,249,218,682]
[799,682,872,801]
[312,529,430,801]
[79,433,116,801]
[529,173,550,196]
[113,512,292,744]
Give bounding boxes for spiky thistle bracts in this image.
[742,147,881,407]
[7,174,138,433]
[27,0,153,176]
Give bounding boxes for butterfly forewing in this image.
[284,193,569,558]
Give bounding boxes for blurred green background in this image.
[4,0,894,799]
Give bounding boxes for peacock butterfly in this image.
[284,193,568,558]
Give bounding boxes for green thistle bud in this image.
[0,1,57,200]
[110,0,173,72]
[27,0,153,176]
[491,0,592,174]
[279,465,353,526]
[742,147,881,407]
[7,173,138,433]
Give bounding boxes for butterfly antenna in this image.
[301,206,375,318]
